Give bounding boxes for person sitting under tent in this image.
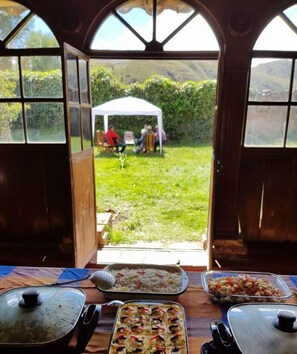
[135,128,147,153]
[154,125,167,152]
[105,125,126,153]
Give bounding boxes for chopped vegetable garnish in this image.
[208,274,283,302]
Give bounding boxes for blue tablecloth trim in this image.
[57,267,89,280]
[290,276,297,287]
[0,265,16,277]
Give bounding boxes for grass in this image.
[94,144,212,246]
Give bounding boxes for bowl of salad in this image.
[201,270,292,303]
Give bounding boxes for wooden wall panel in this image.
[0,152,45,238]
[44,152,73,239]
[289,157,297,242]
[0,147,74,266]
[0,149,72,241]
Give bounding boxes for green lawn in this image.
[94,144,212,246]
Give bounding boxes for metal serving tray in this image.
[96,263,189,300]
[201,270,291,303]
[108,300,189,354]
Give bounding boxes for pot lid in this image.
[0,286,86,345]
[228,303,297,354]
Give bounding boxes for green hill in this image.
[90,58,292,93]
[250,59,292,92]
[91,59,218,84]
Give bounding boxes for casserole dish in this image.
[201,270,291,303]
[108,300,189,353]
[96,263,189,300]
[201,303,297,354]
[0,286,100,354]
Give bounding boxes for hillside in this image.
[91,59,218,84]
[91,59,291,93]
[250,59,292,92]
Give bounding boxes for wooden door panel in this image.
[238,155,264,241]
[260,156,293,242]
[239,154,297,243]
[63,43,97,267]
[72,150,97,266]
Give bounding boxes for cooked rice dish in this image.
[108,267,182,293]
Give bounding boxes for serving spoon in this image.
[52,270,116,289]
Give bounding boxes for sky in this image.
[91,8,219,51]
[89,4,297,69]
[26,2,297,69]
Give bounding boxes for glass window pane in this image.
[286,106,297,147]
[283,5,297,24]
[156,8,194,43]
[82,108,92,149]
[7,15,59,48]
[0,102,24,142]
[0,1,29,41]
[26,103,65,142]
[91,9,218,51]
[164,13,219,51]
[249,59,292,102]
[67,55,79,102]
[79,60,89,104]
[21,55,61,72]
[244,106,287,147]
[21,56,62,98]
[117,6,153,42]
[117,0,195,44]
[254,16,297,51]
[91,14,145,50]
[291,61,297,101]
[0,57,20,98]
[70,106,81,152]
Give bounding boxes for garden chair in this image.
[145,133,155,153]
[96,130,114,153]
[124,131,135,145]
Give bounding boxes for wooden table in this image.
[0,266,296,353]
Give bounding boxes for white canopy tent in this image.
[91,96,164,153]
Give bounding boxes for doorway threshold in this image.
[92,242,208,270]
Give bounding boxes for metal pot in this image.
[0,286,101,354]
[201,303,297,354]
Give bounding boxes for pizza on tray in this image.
[108,302,188,354]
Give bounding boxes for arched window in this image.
[0,0,64,143]
[90,0,219,52]
[245,4,297,147]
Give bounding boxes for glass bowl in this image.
[201,270,292,303]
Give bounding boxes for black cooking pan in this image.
[201,303,297,354]
[0,286,101,354]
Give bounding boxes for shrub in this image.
[91,67,216,143]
